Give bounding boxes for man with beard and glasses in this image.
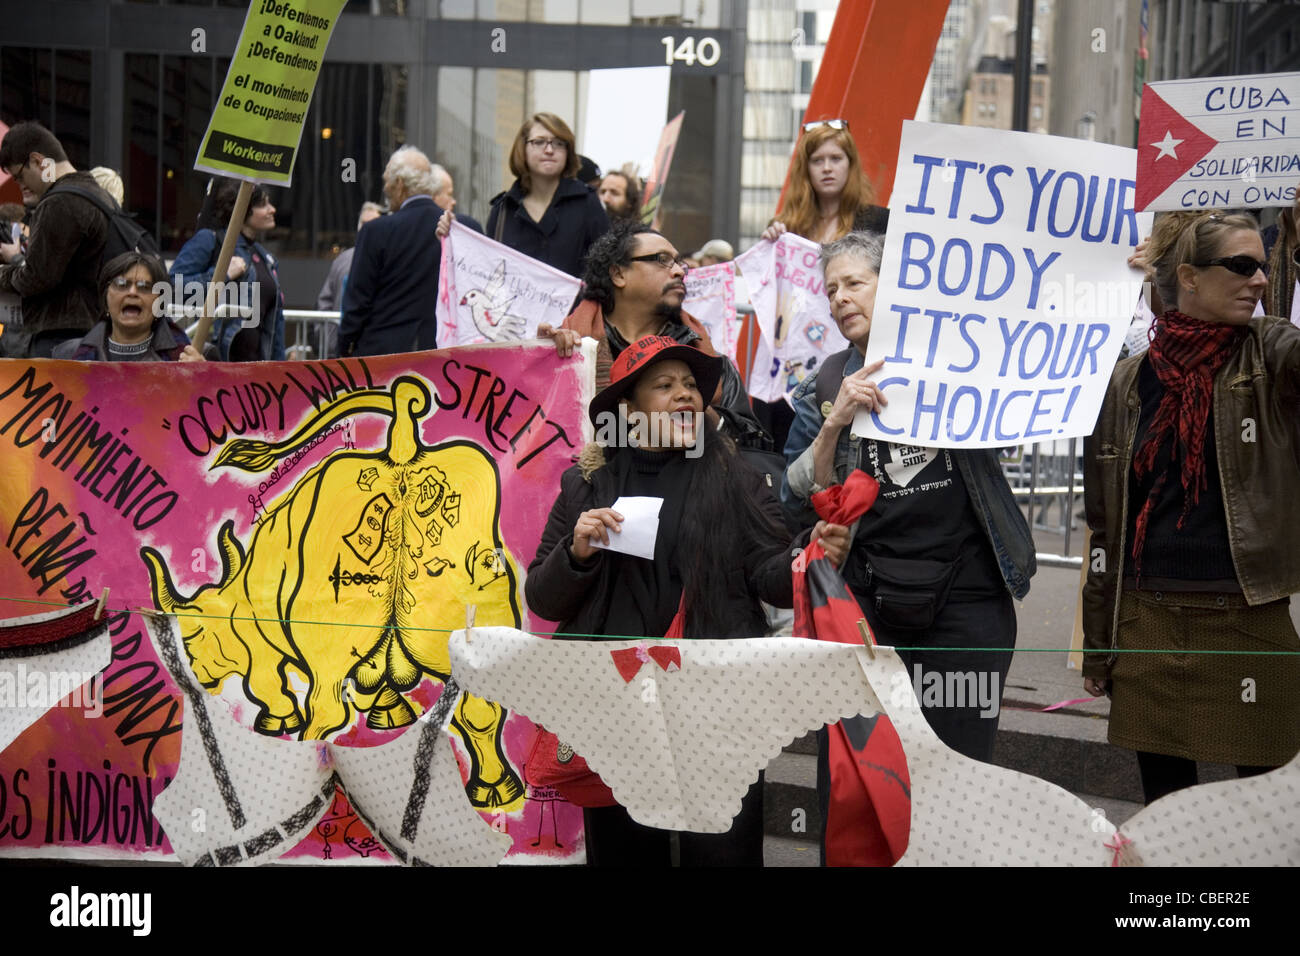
[542,219,769,448]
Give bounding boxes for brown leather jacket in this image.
[1081,315,1300,679]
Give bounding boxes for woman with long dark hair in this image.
[526,335,794,866]
[1083,210,1300,804]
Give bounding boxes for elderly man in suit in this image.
[339,146,444,357]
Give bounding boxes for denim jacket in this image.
[780,348,1037,600]
[169,229,285,361]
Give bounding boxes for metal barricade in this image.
[1002,439,1084,569]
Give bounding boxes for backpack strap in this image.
[814,347,854,413]
[45,183,120,217]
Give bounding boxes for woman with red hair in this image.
[762,121,887,246]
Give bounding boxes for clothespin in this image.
[135,606,163,621]
[465,604,477,643]
[856,619,877,659]
[93,587,110,621]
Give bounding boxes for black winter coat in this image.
[485,178,608,278]
[525,444,794,641]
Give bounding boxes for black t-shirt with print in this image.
[850,440,1004,597]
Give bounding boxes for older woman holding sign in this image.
[781,231,1035,764]
[1082,211,1300,804]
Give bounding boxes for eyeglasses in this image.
[802,119,849,133]
[1193,255,1267,278]
[628,251,689,270]
[109,277,156,293]
[525,137,567,151]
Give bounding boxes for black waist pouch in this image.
[862,552,961,631]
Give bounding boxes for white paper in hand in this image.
[590,496,663,561]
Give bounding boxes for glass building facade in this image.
[2,0,747,306]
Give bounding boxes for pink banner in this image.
[0,342,593,863]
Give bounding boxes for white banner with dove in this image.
[436,220,583,346]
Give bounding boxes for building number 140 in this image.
[661,35,722,66]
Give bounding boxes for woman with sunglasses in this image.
[56,251,202,362]
[1082,211,1300,803]
[479,112,608,278]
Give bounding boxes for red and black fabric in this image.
[0,600,104,659]
[793,469,911,866]
[1131,310,1246,578]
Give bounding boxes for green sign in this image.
[195,0,348,186]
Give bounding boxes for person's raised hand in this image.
[178,344,205,362]
[824,359,887,430]
[226,255,248,280]
[538,323,580,358]
[437,209,455,239]
[760,221,788,244]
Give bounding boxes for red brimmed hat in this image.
[588,334,723,426]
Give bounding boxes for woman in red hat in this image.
[526,335,795,866]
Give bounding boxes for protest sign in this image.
[857,121,1152,448]
[195,0,348,186]
[639,112,685,231]
[1136,71,1300,211]
[0,343,594,863]
[735,232,848,404]
[436,220,583,346]
[581,67,671,177]
[683,261,739,361]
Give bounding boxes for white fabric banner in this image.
[682,261,739,361]
[857,121,1154,448]
[436,220,583,346]
[735,233,847,404]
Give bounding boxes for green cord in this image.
[2,595,1296,656]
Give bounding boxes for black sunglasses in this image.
[1193,255,1266,278]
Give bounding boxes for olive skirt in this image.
[1107,589,1300,767]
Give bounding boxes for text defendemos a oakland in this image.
[195,0,348,185]
[858,121,1154,449]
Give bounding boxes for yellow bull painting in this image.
[142,376,524,810]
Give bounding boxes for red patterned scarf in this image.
[1130,310,1245,575]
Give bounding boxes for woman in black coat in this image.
[484,112,608,278]
[526,335,794,866]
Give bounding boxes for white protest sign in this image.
[735,232,847,404]
[1136,71,1299,211]
[683,261,739,361]
[581,66,671,176]
[436,220,583,346]
[856,121,1153,448]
